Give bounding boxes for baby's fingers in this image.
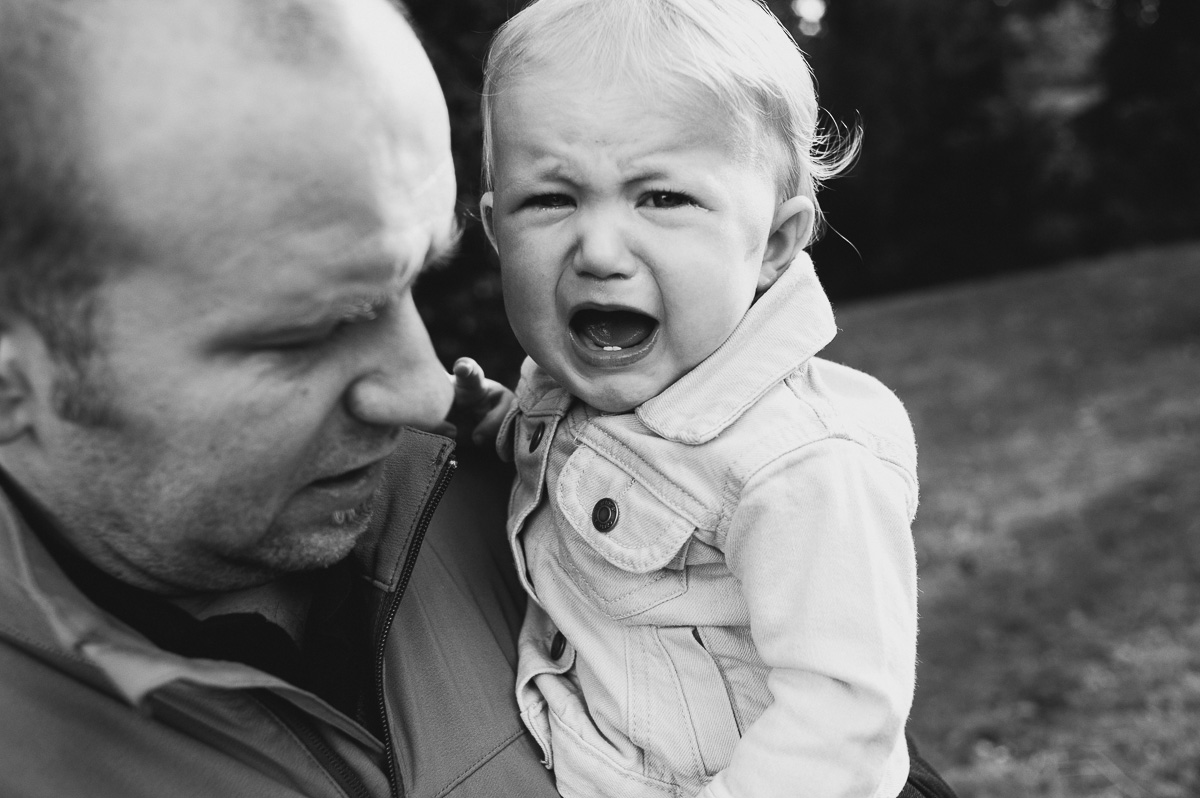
[444,356,515,453]
[451,357,488,406]
[472,390,515,449]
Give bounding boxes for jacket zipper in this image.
[257,453,457,798]
[257,690,376,798]
[375,454,457,798]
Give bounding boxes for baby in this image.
[457,1,920,796]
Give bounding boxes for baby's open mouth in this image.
[570,308,658,351]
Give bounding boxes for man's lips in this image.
[310,462,374,488]
[305,459,387,506]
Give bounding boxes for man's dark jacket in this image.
[0,429,558,797]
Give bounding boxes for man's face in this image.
[14,0,457,594]
[482,65,785,413]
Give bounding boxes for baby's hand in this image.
[444,357,514,449]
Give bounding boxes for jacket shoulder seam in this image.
[788,364,916,463]
[737,433,918,523]
[0,621,91,671]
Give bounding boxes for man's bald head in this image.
[233,0,415,65]
[0,0,120,374]
[0,0,423,396]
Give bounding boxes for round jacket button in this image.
[591,498,619,532]
[528,422,546,453]
[550,631,567,659]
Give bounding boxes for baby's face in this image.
[484,67,803,412]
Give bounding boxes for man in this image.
[0,0,558,795]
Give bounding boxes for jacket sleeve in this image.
[699,437,918,798]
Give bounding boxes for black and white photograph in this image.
[0,1,1194,796]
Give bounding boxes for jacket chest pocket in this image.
[548,446,697,620]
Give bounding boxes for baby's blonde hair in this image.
[480,0,857,240]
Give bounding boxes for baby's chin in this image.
[559,370,667,415]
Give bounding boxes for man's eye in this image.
[641,190,695,209]
[264,317,365,351]
[266,322,344,351]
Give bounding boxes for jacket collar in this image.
[636,252,836,444]
[513,356,573,414]
[513,253,836,438]
[353,428,456,592]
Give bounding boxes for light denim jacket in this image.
[499,255,919,798]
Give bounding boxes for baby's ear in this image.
[479,192,499,254]
[758,196,814,293]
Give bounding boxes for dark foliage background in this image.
[406,0,1199,384]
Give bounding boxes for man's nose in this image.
[572,207,636,280]
[344,294,452,433]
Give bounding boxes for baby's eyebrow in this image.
[520,158,579,183]
[625,168,674,183]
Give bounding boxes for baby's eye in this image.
[640,190,696,209]
[524,193,574,210]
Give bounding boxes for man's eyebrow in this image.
[285,293,394,330]
[213,291,394,349]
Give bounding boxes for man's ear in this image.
[479,192,499,254]
[758,195,815,294]
[0,322,37,444]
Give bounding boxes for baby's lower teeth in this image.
[603,345,622,351]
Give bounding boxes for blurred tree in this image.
[990,0,1108,261]
[1075,0,1200,249]
[803,0,1049,298]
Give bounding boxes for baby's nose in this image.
[572,213,635,279]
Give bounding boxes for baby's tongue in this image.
[574,309,655,349]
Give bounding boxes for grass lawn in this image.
[821,242,1200,798]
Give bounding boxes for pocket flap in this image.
[556,446,696,573]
